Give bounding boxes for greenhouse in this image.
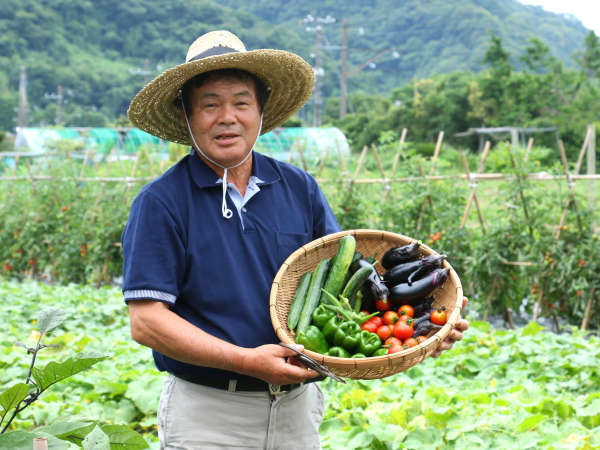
[12,126,350,164]
[255,127,350,164]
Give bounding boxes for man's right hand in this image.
[239,344,322,385]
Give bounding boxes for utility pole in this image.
[340,19,348,119]
[303,14,335,127]
[314,27,323,127]
[56,85,63,124]
[18,66,29,128]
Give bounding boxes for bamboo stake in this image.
[460,141,491,232]
[580,288,595,331]
[297,139,308,172]
[79,148,90,180]
[416,131,444,229]
[25,159,37,194]
[383,128,407,201]
[353,146,368,181]
[317,147,329,178]
[555,140,584,239]
[335,140,348,174]
[390,128,407,176]
[142,146,155,176]
[287,139,296,163]
[125,151,141,195]
[507,144,533,237]
[33,437,48,450]
[524,136,534,162]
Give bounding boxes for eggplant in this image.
[381,243,421,269]
[389,268,449,305]
[413,297,435,318]
[413,320,443,337]
[351,258,389,309]
[383,254,446,286]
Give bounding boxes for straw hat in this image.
[128,30,315,145]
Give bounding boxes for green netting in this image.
[87,128,120,154]
[255,127,350,164]
[124,128,165,154]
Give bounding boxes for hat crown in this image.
[186,30,247,62]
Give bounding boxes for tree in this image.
[577,31,600,78]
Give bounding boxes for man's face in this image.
[184,75,261,168]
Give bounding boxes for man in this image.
[122,30,468,449]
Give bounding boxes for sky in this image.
[519,0,600,36]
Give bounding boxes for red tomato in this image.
[387,343,404,354]
[361,320,378,333]
[376,325,393,341]
[392,320,414,341]
[369,316,383,328]
[382,311,399,326]
[376,298,392,311]
[384,337,402,347]
[397,314,412,323]
[430,307,447,325]
[398,304,414,318]
[416,336,427,344]
[403,337,418,348]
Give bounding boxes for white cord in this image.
[181,91,262,219]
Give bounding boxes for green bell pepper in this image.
[372,347,388,357]
[333,320,361,352]
[295,325,329,354]
[357,330,381,356]
[322,315,344,344]
[327,346,351,358]
[311,304,335,329]
[351,353,366,358]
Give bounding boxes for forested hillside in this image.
[0,0,593,135]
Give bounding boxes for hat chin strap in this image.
[181,96,262,219]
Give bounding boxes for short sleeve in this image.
[121,191,185,304]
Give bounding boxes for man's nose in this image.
[218,103,237,125]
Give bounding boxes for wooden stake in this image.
[460,141,490,232]
[390,128,408,176]
[416,131,444,229]
[353,146,368,181]
[507,144,533,236]
[33,437,48,450]
[297,139,308,172]
[555,140,584,239]
[317,146,329,178]
[580,288,595,331]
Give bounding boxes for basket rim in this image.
[269,229,464,375]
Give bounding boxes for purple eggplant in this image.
[389,268,449,305]
[381,243,421,270]
[351,258,389,310]
[413,320,443,337]
[383,254,446,286]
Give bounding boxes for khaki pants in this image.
[157,374,324,450]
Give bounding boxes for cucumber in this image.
[320,235,356,304]
[340,251,363,292]
[296,259,331,334]
[341,263,373,301]
[287,271,313,330]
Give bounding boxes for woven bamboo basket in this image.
[270,229,463,380]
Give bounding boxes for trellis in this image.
[1,127,598,328]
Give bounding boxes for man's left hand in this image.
[431,296,469,358]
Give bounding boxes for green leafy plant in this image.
[0,307,148,449]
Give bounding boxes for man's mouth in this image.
[215,133,239,141]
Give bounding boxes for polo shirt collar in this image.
[188,149,280,190]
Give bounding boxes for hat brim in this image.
[127,49,314,145]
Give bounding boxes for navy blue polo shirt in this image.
[121,150,340,382]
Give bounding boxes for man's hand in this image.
[431,296,469,358]
[239,344,322,385]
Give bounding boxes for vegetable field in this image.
[1,280,598,449]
